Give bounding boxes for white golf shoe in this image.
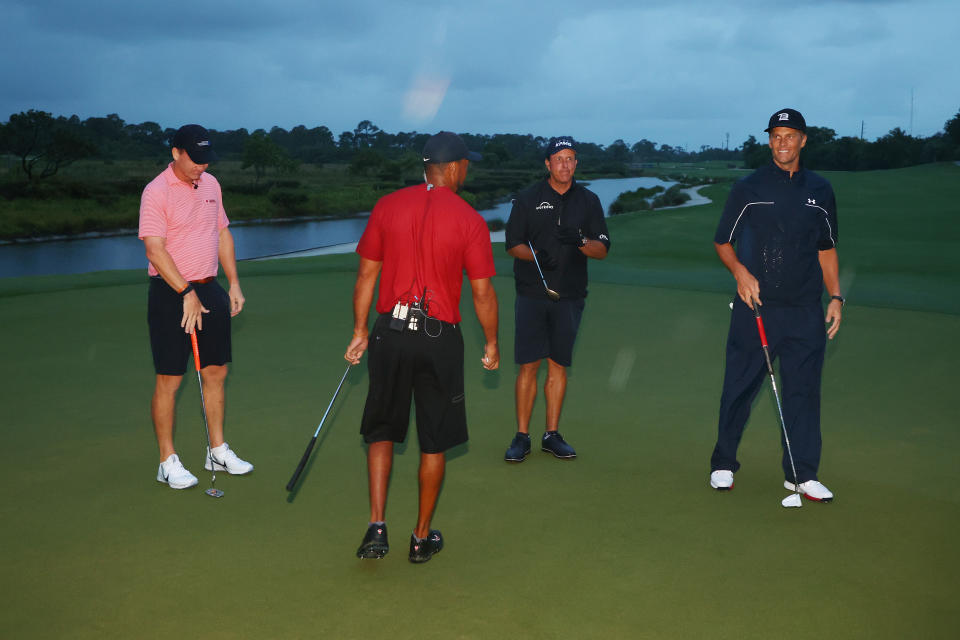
[157,454,198,489]
[710,470,734,490]
[784,479,834,502]
[205,442,254,475]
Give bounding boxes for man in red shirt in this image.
[139,124,252,490]
[345,131,500,563]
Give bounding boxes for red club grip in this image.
[190,331,201,372]
[754,314,769,348]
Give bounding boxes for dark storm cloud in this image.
[0,0,957,148]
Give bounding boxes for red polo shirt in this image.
[357,184,495,324]
[138,164,229,281]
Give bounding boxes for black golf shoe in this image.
[356,523,389,559]
[409,530,443,564]
[541,431,576,459]
[504,432,532,462]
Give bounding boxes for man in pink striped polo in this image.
[139,124,253,489]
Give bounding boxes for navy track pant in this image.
[710,299,826,482]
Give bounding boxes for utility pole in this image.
[725,132,730,150]
[860,120,864,141]
[909,87,914,135]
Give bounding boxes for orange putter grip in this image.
[190,331,201,371]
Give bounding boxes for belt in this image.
[190,276,215,284]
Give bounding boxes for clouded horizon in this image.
[2,0,957,151]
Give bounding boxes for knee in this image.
[200,364,228,385]
[518,361,541,380]
[154,375,183,395]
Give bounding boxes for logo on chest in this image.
[806,198,816,205]
[535,201,554,211]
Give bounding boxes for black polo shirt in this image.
[505,178,611,299]
[714,161,838,307]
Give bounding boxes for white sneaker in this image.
[710,470,734,490]
[205,442,254,475]
[157,454,198,489]
[785,479,834,502]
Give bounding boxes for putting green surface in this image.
[1,164,958,639]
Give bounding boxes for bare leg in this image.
[199,364,228,447]
[544,358,568,431]
[152,374,183,460]
[415,452,445,539]
[515,360,542,434]
[367,441,393,522]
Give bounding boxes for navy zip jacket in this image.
[505,178,611,299]
[714,162,838,307]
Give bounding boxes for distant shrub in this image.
[487,217,505,231]
[269,190,309,214]
[651,184,690,208]
[608,185,662,215]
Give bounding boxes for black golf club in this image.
[527,241,560,301]
[190,331,224,498]
[286,364,352,491]
[751,300,802,508]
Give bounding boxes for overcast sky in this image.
[2,0,957,151]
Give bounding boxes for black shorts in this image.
[514,294,585,367]
[147,277,232,376]
[360,313,467,454]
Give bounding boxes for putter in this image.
[751,300,802,509]
[190,331,224,498]
[528,241,560,301]
[286,364,352,491]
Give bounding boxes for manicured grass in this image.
[0,163,957,638]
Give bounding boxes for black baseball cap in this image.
[172,124,218,164]
[545,136,577,158]
[764,108,806,133]
[422,131,482,164]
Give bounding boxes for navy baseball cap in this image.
[172,124,218,164]
[545,136,577,158]
[764,109,806,133]
[422,131,482,164]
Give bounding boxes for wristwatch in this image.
[830,294,845,306]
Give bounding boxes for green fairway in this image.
[1,164,957,639]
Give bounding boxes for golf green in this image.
[1,164,957,639]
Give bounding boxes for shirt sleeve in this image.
[713,181,749,245]
[138,183,167,239]
[583,193,611,249]
[818,185,838,250]
[503,196,527,251]
[357,199,385,261]
[464,213,496,280]
[216,182,230,230]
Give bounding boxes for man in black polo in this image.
[502,136,610,462]
[709,108,844,502]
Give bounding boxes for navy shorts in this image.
[147,277,232,376]
[360,313,467,454]
[514,294,585,367]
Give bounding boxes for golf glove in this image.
[535,248,558,271]
[558,226,586,247]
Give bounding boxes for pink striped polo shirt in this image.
[138,163,230,280]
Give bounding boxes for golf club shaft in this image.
[752,302,801,492]
[286,364,352,491]
[190,331,218,490]
[527,241,558,299]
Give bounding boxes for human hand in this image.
[734,266,760,309]
[229,283,245,317]
[535,248,558,271]
[481,342,500,370]
[181,291,210,334]
[825,299,842,339]
[345,332,369,364]
[558,226,585,247]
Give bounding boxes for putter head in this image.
[781,493,802,508]
[546,288,560,302]
[205,488,224,498]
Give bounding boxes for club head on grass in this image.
[781,493,802,508]
[205,488,224,498]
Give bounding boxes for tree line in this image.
[1,108,959,183]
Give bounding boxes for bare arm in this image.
[714,241,760,308]
[218,227,245,316]
[143,236,208,333]
[469,277,500,370]
[819,248,843,339]
[579,238,608,260]
[507,244,534,261]
[344,257,382,364]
